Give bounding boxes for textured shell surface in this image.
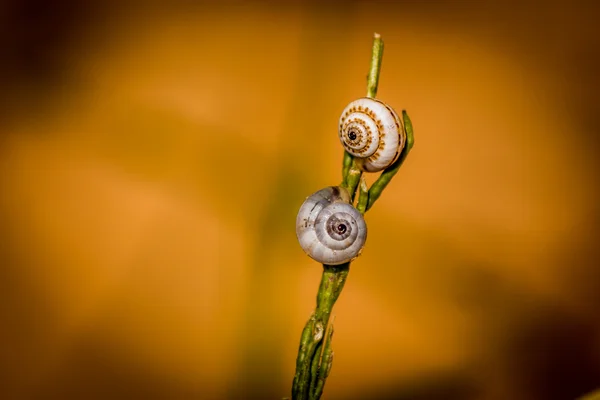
[338,97,406,172]
[296,186,367,265]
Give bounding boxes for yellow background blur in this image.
[1,1,599,399]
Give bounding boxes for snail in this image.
[338,97,406,172]
[296,186,367,265]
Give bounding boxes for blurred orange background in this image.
[1,0,599,399]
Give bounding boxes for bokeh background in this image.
[1,0,599,399]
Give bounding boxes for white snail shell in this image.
[296,186,367,265]
[338,97,406,172]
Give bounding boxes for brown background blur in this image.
[1,0,599,399]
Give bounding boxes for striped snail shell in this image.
[338,97,406,172]
[296,186,367,265]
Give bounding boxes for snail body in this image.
[296,186,367,265]
[338,97,406,172]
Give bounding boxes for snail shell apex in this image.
[339,97,406,172]
[296,186,367,265]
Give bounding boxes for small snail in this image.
[296,186,367,265]
[338,97,406,172]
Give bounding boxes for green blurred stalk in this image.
[366,110,415,211]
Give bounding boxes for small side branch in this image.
[366,110,414,211]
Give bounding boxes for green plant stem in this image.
[293,33,388,400]
[291,264,349,400]
[341,33,385,201]
[366,110,414,211]
[343,162,363,202]
[366,33,384,98]
[341,151,353,186]
[310,323,334,400]
[356,177,369,214]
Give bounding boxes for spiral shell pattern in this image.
[296,186,367,265]
[338,97,406,172]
